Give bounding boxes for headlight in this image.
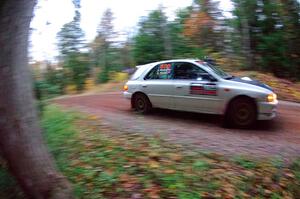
[123,84,128,91]
[267,93,277,102]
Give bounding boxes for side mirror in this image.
[209,76,218,82]
[199,74,217,82]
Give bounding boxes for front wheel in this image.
[133,94,152,114]
[226,97,257,128]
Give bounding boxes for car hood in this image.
[228,76,273,92]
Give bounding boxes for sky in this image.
[30,0,233,62]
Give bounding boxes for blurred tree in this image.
[134,10,165,64]
[57,11,85,56]
[279,0,300,78]
[64,52,90,90]
[256,0,287,73]
[231,0,258,69]
[133,8,171,64]
[184,0,224,52]
[120,39,135,67]
[159,6,173,59]
[56,0,89,90]
[97,8,115,45]
[0,0,73,198]
[72,0,81,9]
[231,0,300,78]
[133,5,207,64]
[170,7,205,58]
[93,8,115,83]
[133,7,173,64]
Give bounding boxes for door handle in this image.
[175,85,182,88]
[142,84,147,87]
[205,83,216,86]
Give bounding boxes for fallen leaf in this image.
[169,154,182,161]
[149,160,160,168]
[164,169,176,174]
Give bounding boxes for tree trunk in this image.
[0,1,73,198]
[241,16,254,69]
[159,9,172,59]
[240,1,254,69]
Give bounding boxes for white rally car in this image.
[123,59,278,128]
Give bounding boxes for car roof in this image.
[136,59,200,68]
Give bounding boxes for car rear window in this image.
[145,63,172,80]
[130,66,146,80]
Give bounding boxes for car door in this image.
[172,62,222,114]
[141,62,175,109]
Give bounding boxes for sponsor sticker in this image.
[157,63,172,79]
[158,63,172,75]
[190,85,217,95]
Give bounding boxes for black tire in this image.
[226,97,257,128]
[133,93,152,114]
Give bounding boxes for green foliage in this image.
[233,156,257,169]
[257,32,289,75]
[1,106,300,198]
[43,107,299,198]
[57,11,85,56]
[56,2,90,91]
[53,0,300,89]
[169,8,205,58]
[64,53,90,90]
[291,159,300,181]
[41,106,79,169]
[133,9,168,64]
[33,68,66,116]
[193,160,210,170]
[97,68,109,83]
[43,69,66,95]
[51,0,300,93]
[34,80,62,100]
[132,1,227,66]
[231,0,300,79]
[91,9,130,82]
[33,68,66,111]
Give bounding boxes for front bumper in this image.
[257,100,278,120]
[123,91,132,99]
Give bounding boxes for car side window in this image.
[145,63,172,80]
[173,62,208,80]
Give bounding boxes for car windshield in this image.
[204,62,232,79]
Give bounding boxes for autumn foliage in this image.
[184,12,214,39]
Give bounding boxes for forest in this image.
[34,0,300,97]
[1,0,300,198]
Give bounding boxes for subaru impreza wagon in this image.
[123,59,278,128]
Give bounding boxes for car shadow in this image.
[143,108,280,132]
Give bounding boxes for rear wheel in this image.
[133,93,152,114]
[226,97,257,128]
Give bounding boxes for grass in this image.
[233,156,257,169]
[0,105,300,198]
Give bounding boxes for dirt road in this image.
[54,92,300,161]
